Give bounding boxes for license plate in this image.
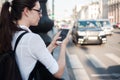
[88,37,98,40]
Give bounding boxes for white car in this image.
[72,20,107,45]
[97,19,114,35]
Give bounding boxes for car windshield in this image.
[78,20,98,28]
[98,20,110,27]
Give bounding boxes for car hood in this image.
[78,27,102,31]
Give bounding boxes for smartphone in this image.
[57,29,69,44]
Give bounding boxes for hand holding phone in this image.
[57,29,69,44]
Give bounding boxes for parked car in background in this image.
[114,23,120,29]
[97,19,114,35]
[60,24,69,29]
[72,20,107,45]
[57,21,71,30]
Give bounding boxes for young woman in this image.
[0,0,69,80]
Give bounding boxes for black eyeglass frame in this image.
[32,9,42,14]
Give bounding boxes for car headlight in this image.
[77,31,86,36]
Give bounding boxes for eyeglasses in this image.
[32,9,42,14]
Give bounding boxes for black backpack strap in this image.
[14,31,28,52]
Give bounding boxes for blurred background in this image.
[1,0,120,80]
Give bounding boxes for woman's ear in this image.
[23,7,30,17]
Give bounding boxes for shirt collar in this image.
[19,25,32,32]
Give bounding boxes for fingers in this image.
[51,31,62,47]
[54,31,61,38]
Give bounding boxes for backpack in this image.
[28,61,64,80]
[0,31,27,80]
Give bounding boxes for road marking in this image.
[91,73,120,77]
[91,74,111,77]
[66,50,90,80]
[73,69,90,80]
[68,55,83,69]
[105,54,120,64]
[86,54,107,68]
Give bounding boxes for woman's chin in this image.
[32,23,39,26]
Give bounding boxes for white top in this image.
[11,25,59,80]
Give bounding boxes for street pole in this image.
[52,0,54,20]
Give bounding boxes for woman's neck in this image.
[17,19,30,28]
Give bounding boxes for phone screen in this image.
[57,29,69,42]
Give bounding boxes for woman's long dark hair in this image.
[0,0,37,53]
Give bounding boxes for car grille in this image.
[78,36,84,38]
[86,31,99,36]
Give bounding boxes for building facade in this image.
[100,0,109,19]
[74,0,112,21]
[77,2,100,20]
[108,0,120,23]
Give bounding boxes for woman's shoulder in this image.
[18,31,39,36]
[15,31,43,41]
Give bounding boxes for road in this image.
[67,29,120,80]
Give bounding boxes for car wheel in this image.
[72,38,75,43]
[72,38,78,45]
